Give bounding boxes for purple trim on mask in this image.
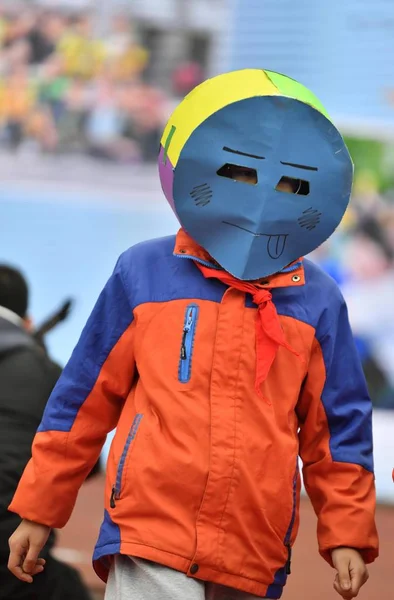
[158,145,176,214]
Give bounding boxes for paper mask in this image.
[158,69,353,280]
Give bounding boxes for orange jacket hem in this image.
[95,541,271,597]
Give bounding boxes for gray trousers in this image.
[105,555,266,600]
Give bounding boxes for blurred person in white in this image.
[341,173,394,403]
[0,265,94,600]
[340,227,394,403]
[312,169,394,408]
[105,14,139,60]
[104,14,149,81]
[85,72,140,163]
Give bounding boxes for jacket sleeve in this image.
[297,289,379,566]
[8,255,136,528]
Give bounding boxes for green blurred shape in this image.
[344,137,394,192]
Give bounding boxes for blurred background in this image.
[1,0,393,598]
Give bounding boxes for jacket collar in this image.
[0,305,24,327]
[173,228,305,289]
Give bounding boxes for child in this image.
[8,69,378,600]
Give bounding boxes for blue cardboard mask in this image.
[159,70,353,280]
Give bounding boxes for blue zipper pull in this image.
[181,309,194,360]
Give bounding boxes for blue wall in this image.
[227,0,394,126]
[1,184,177,366]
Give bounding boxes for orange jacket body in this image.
[9,230,378,598]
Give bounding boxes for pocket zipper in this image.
[181,308,194,360]
[110,413,143,509]
[283,461,299,575]
[179,304,199,383]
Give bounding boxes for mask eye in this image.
[276,176,310,195]
[217,163,258,185]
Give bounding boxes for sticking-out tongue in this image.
[267,234,287,259]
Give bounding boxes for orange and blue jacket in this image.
[9,230,379,599]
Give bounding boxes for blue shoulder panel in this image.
[270,258,340,327]
[315,290,373,472]
[38,257,133,433]
[120,235,227,308]
[286,260,373,473]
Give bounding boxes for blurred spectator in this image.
[119,79,167,161]
[0,5,166,161]
[105,14,149,80]
[38,54,69,123]
[0,65,36,149]
[0,265,93,600]
[106,14,138,58]
[57,14,105,80]
[57,75,90,151]
[85,72,139,162]
[27,12,63,65]
[172,60,204,96]
[1,10,37,50]
[311,165,394,408]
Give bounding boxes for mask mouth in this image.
[266,233,287,258]
[222,222,288,259]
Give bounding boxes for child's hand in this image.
[331,547,369,599]
[8,519,51,582]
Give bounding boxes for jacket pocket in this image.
[110,413,143,508]
[284,461,299,575]
[178,304,199,383]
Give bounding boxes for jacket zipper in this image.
[285,544,292,575]
[284,461,299,575]
[179,304,199,383]
[110,413,143,509]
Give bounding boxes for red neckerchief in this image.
[195,262,301,404]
